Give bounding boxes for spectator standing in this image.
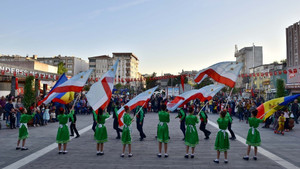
[0,96,6,120]
[291,99,299,124]
[43,106,50,125]
[15,98,23,128]
[4,99,14,126]
[237,101,244,122]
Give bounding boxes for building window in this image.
[67,65,72,68]
[67,59,73,63]
[90,59,96,62]
[67,70,73,74]
[90,65,96,68]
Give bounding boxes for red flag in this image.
[194,61,243,88]
[251,88,254,97]
[15,77,19,89]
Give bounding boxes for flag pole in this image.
[131,102,147,122]
[71,93,81,110]
[197,101,209,116]
[224,88,234,110]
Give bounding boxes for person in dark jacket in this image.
[4,99,14,126]
[199,110,211,139]
[176,108,186,140]
[113,102,122,139]
[70,112,80,138]
[291,99,299,124]
[135,106,146,141]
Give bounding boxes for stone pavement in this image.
[0,112,299,169]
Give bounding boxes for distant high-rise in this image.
[286,22,300,67]
[235,45,263,89]
[286,21,300,93]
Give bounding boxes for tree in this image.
[276,79,285,98]
[193,78,213,89]
[23,76,35,113]
[57,62,67,74]
[114,83,122,90]
[146,72,157,89]
[280,59,287,68]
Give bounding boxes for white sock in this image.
[97,151,100,153]
[191,154,194,156]
[224,159,228,161]
[215,159,219,161]
[158,153,161,155]
[244,155,249,157]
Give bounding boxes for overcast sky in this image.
[1,0,299,75]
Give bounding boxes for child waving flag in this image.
[243,109,264,161]
[93,108,110,156]
[121,106,133,158]
[184,106,199,159]
[157,104,170,158]
[56,107,74,154]
[16,107,36,150]
[214,110,230,164]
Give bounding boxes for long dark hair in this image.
[97,108,103,122]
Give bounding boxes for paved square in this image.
[0,112,299,169]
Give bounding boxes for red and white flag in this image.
[117,86,158,127]
[167,84,225,111]
[51,69,93,93]
[86,60,119,111]
[194,61,243,88]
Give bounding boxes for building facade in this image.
[249,63,287,100]
[88,53,144,92]
[37,55,89,76]
[286,21,300,94]
[235,45,263,88]
[88,55,113,79]
[0,55,59,97]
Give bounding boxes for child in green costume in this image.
[56,106,74,154]
[93,108,110,156]
[184,106,199,158]
[214,110,230,164]
[157,104,170,158]
[16,107,36,150]
[121,106,133,157]
[243,109,264,161]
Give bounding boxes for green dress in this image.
[56,110,74,144]
[93,111,110,143]
[157,111,170,143]
[214,117,230,152]
[185,114,199,147]
[246,117,263,146]
[121,113,132,144]
[18,113,35,140]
